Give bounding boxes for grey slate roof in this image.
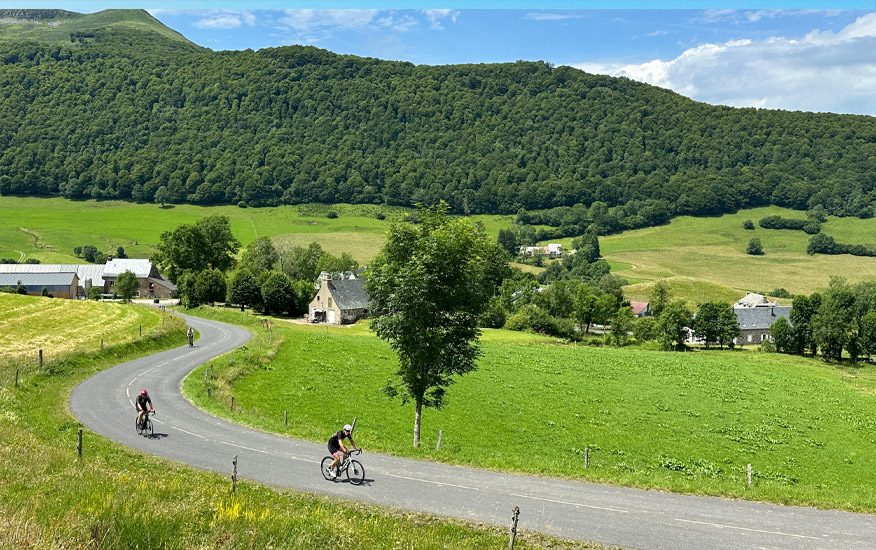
[734,306,791,331]
[328,278,370,310]
[0,272,77,287]
[0,263,105,287]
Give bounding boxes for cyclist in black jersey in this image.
[326,424,357,478]
[136,389,155,428]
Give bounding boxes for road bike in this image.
[321,449,365,485]
[136,410,154,437]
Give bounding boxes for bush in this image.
[742,219,755,230]
[87,286,102,301]
[237,201,248,208]
[326,210,338,219]
[633,316,658,342]
[478,297,507,328]
[375,211,386,220]
[747,238,764,255]
[505,304,577,340]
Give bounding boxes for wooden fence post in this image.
[584,447,590,469]
[15,367,19,388]
[230,396,235,412]
[437,430,443,450]
[231,455,238,494]
[508,506,520,550]
[139,323,142,336]
[351,416,358,432]
[284,410,288,427]
[38,349,43,369]
[77,428,83,458]
[747,463,752,487]
[100,338,104,350]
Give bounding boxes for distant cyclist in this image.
[135,389,155,429]
[187,326,194,347]
[326,424,358,479]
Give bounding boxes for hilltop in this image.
[0,9,196,48]
[0,9,874,226]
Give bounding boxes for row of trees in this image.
[771,277,876,362]
[807,233,876,257]
[73,244,127,264]
[2,33,876,219]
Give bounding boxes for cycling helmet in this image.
[343,424,353,432]
[140,389,148,396]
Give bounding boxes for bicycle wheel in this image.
[136,417,144,435]
[346,459,365,485]
[145,419,154,437]
[320,457,335,481]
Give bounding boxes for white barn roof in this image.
[103,259,153,278]
[0,263,105,287]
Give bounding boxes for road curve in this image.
[71,313,876,549]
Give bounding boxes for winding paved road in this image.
[71,313,876,549]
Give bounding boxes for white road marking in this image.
[218,440,274,455]
[510,493,629,514]
[674,519,820,540]
[165,424,207,440]
[382,473,479,491]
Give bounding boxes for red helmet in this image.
[140,389,148,396]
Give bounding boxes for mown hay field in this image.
[0,293,161,359]
[185,307,876,513]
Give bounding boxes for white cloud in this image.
[191,10,256,30]
[422,9,459,30]
[279,9,378,31]
[525,12,582,22]
[574,13,876,115]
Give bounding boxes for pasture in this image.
[185,307,876,513]
[4,197,876,302]
[0,295,570,549]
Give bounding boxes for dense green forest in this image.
[1,9,876,223]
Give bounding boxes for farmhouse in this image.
[732,293,791,345]
[102,259,175,299]
[309,271,370,325]
[0,272,79,298]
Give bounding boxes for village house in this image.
[630,301,651,317]
[732,293,791,345]
[308,271,370,325]
[520,243,563,258]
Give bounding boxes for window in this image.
[328,297,333,308]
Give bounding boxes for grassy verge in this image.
[183,306,876,514]
[0,297,582,549]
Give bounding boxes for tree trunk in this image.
[413,398,422,448]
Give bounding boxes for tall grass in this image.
[0,297,574,549]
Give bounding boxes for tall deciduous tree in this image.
[229,269,263,311]
[240,236,279,272]
[367,203,500,447]
[153,215,240,283]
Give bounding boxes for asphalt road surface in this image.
[70,313,876,549]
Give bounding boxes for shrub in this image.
[747,238,764,255]
[237,201,248,208]
[742,219,755,230]
[326,210,338,219]
[375,211,386,220]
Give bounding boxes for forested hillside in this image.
[1,9,875,223]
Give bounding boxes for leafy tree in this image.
[695,302,739,349]
[229,269,263,311]
[87,286,102,301]
[366,203,499,447]
[240,236,279,272]
[812,277,855,361]
[153,215,240,283]
[770,317,794,353]
[649,280,671,318]
[194,268,227,306]
[154,185,169,207]
[261,271,297,315]
[572,229,600,264]
[746,238,764,255]
[177,272,200,308]
[115,270,139,302]
[742,219,755,230]
[115,246,128,259]
[656,300,692,351]
[497,228,518,256]
[633,316,658,342]
[860,311,876,359]
[610,306,635,346]
[790,293,821,356]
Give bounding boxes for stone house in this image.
[102,259,176,299]
[732,293,791,345]
[309,271,370,325]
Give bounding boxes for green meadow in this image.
[185,307,876,513]
[3,197,876,302]
[0,295,576,549]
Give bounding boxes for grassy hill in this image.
[0,9,196,47]
[0,294,570,549]
[184,307,876,513]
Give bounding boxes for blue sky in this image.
[5,2,876,115]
